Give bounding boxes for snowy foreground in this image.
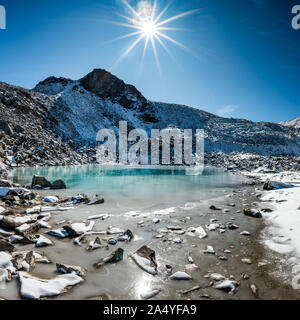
[244,170,300,286]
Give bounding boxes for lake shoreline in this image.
[1,166,300,299]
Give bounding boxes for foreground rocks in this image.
[32,175,66,190]
[18,271,84,300]
[94,248,124,269]
[131,245,158,275]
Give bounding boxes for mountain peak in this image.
[79,69,145,104]
[80,69,125,97]
[280,117,300,129]
[33,76,73,95]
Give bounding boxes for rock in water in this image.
[250,284,258,297]
[208,273,226,281]
[243,208,262,219]
[33,235,54,248]
[47,229,69,239]
[50,180,67,190]
[63,221,95,237]
[215,280,238,293]
[31,175,52,189]
[204,245,215,255]
[16,222,40,237]
[88,198,104,205]
[94,248,124,268]
[0,239,15,252]
[195,226,207,239]
[18,271,83,300]
[87,237,102,251]
[131,245,158,275]
[107,227,125,235]
[140,289,161,300]
[169,271,192,280]
[56,263,87,278]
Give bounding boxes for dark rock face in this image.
[93,248,124,268]
[0,120,13,135]
[31,175,52,188]
[0,239,15,252]
[50,180,67,190]
[80,69,149,111]
[80,69,126,97]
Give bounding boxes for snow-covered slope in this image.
[280,117,300,130]
[31,68,300,156]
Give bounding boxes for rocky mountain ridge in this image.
[280,117,300,130]
[33,69,300,155]
[0,68,299,175]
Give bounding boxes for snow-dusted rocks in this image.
[194,226,207,239]
[94,248,124,268]
[87,237,102,251]
[18,271,84,300]
[43,196,59,203]
[203,245,215,255]
[63,221,95,237]
[140,289,161,300]
[107,227,125,235]
[207,273,226,281]
[33,235,54,248]
[131,245,157,275]
[0,252,15,274]
[0,214,37,229]
[244,208,262,218]
[47,229,69,239]
[215,280,239,293]
[169,271,192,280]
[0,187,28,197]
[263,179,294,191]
[56,263,87,278]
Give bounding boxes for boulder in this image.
[16,222,40,237]
[50,180,67,190]
[244,208,262,219]
[43,196,59,203]
[33,235,54,248]
[0,239,15,252]
[131,245,157,275]
[88,198,104,205]
[63,221,95,237]
[56,263,87,278]
[94,248,124,268]
[263,179,294,191]
[0,180,11,188]
[18,271,84,300]
[0,215,37,230]
[31,175,51,188]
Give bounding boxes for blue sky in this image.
[0,0,299,123]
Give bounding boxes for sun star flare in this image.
[112,0,200,70]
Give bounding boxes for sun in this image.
[141,20,157,37]
[111,0,200,71]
